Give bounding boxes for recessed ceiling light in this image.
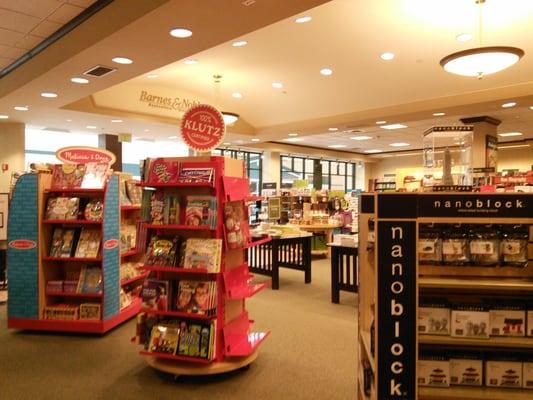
[86,125,97,129]
[288,132,299,136]
[146,74,158,79]
[272,82,283,89]
[295,16,312,24]
[170,28,193,38]
[0,115,8,119]
[168,136,178,139]
[381,123,408,130]
[111,119,123,123]
[284,137,304,142]
[320,68,333,76]
[184,59,198,65]
[232,92,243,99]
[328,127,338,131]
[498,132,523,137]
[328,144,347,148]
[232,40,247,47]
[456,33,473,42]
[364,149,383,153]
[433,112,446,116]
[380,52,395,61]
[390,142,410,147]
[41,92,58,98]
[70,77,89,84]
[502,102,516,108]
[376,120,387,125]
[66,119,72,122]
[223,142,231,145]
[351,136,372,141]
[144,129,150,132]
[112,57,133,64]
[251,138,260,142]
[14,106,28,111]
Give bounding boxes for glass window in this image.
[321,160,329,174]
[305,159,314,173]
[339,163,346,175]
[293,158,303,172]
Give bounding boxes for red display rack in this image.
[135,156,269,375]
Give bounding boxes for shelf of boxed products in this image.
[43,256,102,262]
[145,224,215,231]
[419,277,533,292]
[45,291,102,298]
[42,219,102,225]
[359,330,375,373]
[120,205,141,211]
[223,263,270,300]
[419,265,533,279]
[120,249,140,258]
[120,271,149,287]
[419,334,533,349]
[143,265,215,275]
[419,386,533,400]
[140,181,215,189]
[45,188,106,194]
[140,309,216,321]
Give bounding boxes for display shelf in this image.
[223,263,270,300]
[45,291,102,298]
[360,330,375,373]
[145,224,215,231]
[140,308,216,320]
[143,266,213,275]
[42,219,102,225]
[419,386,533,400]
[223,311,270,357]
[419,277,533,292]
[121,205,141,211]
[43,256,102,262]
[419,264,533,278]
[120,272,149,287]
[45,188,105,194]
[139,351,213,364]
[140,181,215,188]
[419,334,533,349]
[120,249,139,258]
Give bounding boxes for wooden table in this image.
[291,223,342,258]
[327,242,358,303]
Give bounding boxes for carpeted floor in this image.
[0,258,357,400]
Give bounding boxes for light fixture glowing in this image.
[232,92,243,99]
[272,82,283,89]
[288,132,299,137]
[390,142,410,147]
[232,40,247,47]
[380,52,395,61]
[328,127,338,131]
[14,106,28,111]
[86,125,97,129]
[328,144,347,148]
[0,115,8,119]
[144,129,150,132]
[284,137,304,142]
[501,102,516,108]
[376,120,387,125]
[251,138,260,142]
[441,47,524,78]
[530,106,533,110]
[456,33,473,42]
[146,74,158,79]
[223,142,231,145]
[66,119,72,122]
[498,144,530,149]
[364,149,383,153]
[184,59,198,65]
[222,112,239,125]
[41,92,58,98]
[170,28,193,38]
[112,57,133,64]
[111,119,123,123]
[295,16,311,23]
[350,136,372,141]
[433,112,446,116]
[380,123,407,130]
[320,68,333,76]
[498,132,522,137]
[70,77,89,84]
[168,136,178,139]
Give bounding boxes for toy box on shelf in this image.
[7,164,142,333]
[133,156,270,375]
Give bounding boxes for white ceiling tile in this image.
[15,34,44,50]
[0,28,24,46]
[0,9,41,34]
[0,0,63,19]
[31,19,62,38]
[48,3,83,24]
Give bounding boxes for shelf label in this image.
[103,239,119,250]
[8,239,37,250]
[377,220,417,400]
[56,146,116,166]
[180,104,225,152]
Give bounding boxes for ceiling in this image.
[0,0,532,158]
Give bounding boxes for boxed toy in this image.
[527,309,533,337]
[418,356,450,387]
[419,301,450,335]
[523,361,533,389]
[450,354,483,386]
[489,304,525,337]
[486,360,522,388]
[451,304,489,339]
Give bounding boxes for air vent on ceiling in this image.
[83,65,116,77]
[42,127,70,133]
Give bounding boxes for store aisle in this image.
[0,258,357,400]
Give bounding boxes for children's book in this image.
[177,322,201,357]
[147,158,180,184]
[45,197,80,220]
[182,238,222,273]
[141,279,170,311]
[81,162,109,189]
[149,192,165,225]
[59,228,77,257]
[126,180,142,205]
[79,303,101,320]
[149,324,180,355]
[144,236,180,266]
[163,194,180,225]
[223,200,249,249]
[51,164,86,189]
[83,199,104,221]
[49,227,64,257]
[177,164,214,184]
[75,228,101,258]
[77,266,102,293]
[184,196,217,228]
[175,280,217,315]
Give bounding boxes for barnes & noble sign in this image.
[139,90,200,112]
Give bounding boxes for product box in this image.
[528,310,533,337]
[46,280,63,293]
[486,360,522,388]
[489,307,525,337]
[419,305,451,335]
[451,306,489,339]
[418,358,450,387]
[450,356,483,386]
[523,361,533,389]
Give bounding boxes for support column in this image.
[460,116,501,169]
[98,134,122,172]
[0,122,25,193]
[262,151,280,188]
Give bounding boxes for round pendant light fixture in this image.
[440,0,524,79]
[221,111,239,125]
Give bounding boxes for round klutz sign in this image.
[180,104,226,152]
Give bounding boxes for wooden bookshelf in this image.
[419,334,533,349]
[419,386,533,400]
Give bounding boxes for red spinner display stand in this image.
[136,156,270,375]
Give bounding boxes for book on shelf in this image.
[149,192,165,225]
[184,195,217,228]
[77,266,103,294]
[119,177,131,206]
[84,199,104,221]
[177,163,214,184]
[175,320,215,359]
[175,280,217,316]
[223,200,249,249]
[144,235,180,266]
[125,180,142,205]
[74,228,101,258]
[148,324,181,355]
[141,279,171,311]
[54,228,77,258]
[81,162,109,189]
[182,238,222,273]
[120,222,137,252]
[147,158,180,184]
[45,197,80,220]
[163,194,180,225]
[79,303,101,320]
[49,227,65,257]
[51,164,86,190]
